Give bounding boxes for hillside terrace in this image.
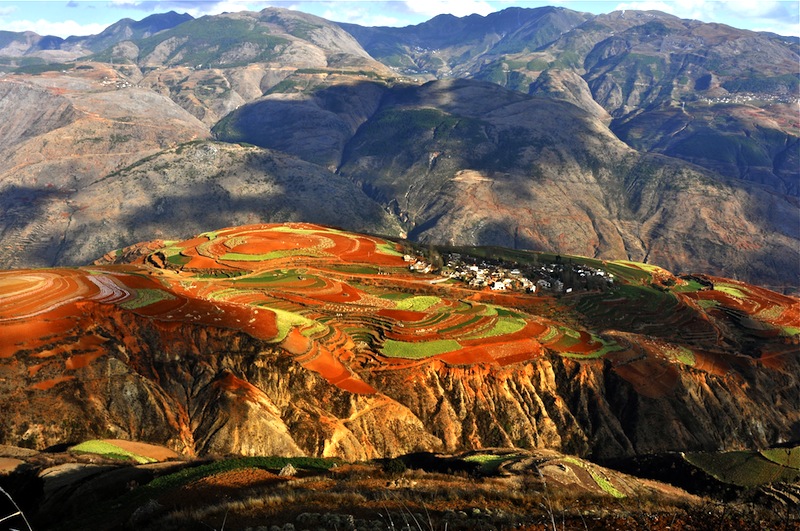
[404,252,614,294]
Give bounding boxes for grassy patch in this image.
[714,284,747,299]
[463,453,520,474]
[781,326,800,336]
[462,315,526,339]
[325,264,380,275]
[381,338,461,359]
[663,345,696,366]
[563,457,625,498]
[396,296,441,312]
[759,447,800,468]
[268,307,327,342]
[220,248,323,261]
[70,440,156,464]
[119,289,176,310]
[685,449,800,487]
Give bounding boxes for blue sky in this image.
[0,0,798,38]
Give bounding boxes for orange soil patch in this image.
[438,345,494,365]
[299,344,377,394]
[320,232,403,266]
[27,362,47,377]
[226,233,321,255]
[174,236,211,248]
[691,350,733,377]
[162,467,285,507]
[102,439,179,461]
[307,279,363,304]
[31,375,75,391]
[280,327,313,355]
[0,458,24,474]
[0,318,64,357]
[182,250,230,270]
[0,270,98,320]
[214,372,266,403]
[65,347,107,370]
[613,359,680,398]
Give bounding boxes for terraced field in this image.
[1,223,797,400]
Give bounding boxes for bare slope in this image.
[215,78,800,291]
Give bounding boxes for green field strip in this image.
[437,315,484,334]
[395,295,442,311]
[70,440,156,464]
[376,241,404,257]
[380,338,462,359]
[118,288,176,310]
[233,269,308,284]
[538,325,560,342]
[781,326,800,336]
[662,345,696,366]
[463,453,521,474]
[685,451,800,487]
[671,279,706,293]
[714,284,747,299]
[220,247,324,261]
[754,305,785,320]
[759,447,800,469]
[563,456,625,498]
[379,292,415,300]
[461,315,527,340]
[261,307,327,342]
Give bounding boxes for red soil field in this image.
[613,358,680,398]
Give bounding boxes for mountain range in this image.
[0,6,796,293]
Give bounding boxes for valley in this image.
[0,4,797,528]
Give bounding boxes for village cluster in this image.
[404,251,614,294]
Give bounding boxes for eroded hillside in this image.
[1,224,797,460]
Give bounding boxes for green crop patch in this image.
[759,447,800,469]
[70,440,156,464]
[463,453,520,474]
[396,296,441,312]
[381,338,462,359]
[119,289,176,310]
[462,315,526,339]
[714,284,747,299]
[685,450,800,487]
[563,457,625,498]
[268,307,327,342]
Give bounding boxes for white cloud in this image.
[0,5,17,17]
[615,0,800,36]
[403,0,495,18]
[714,0,785,18]
[0,19,107,37]
[321,7,403,26]
[614,0,708,20]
